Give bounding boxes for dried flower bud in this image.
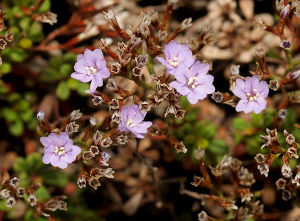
[108,98,119,110]
[286,147,298,159]
[9,177,20,188]
[257,163,269,177]
[90,168,103,179]
[280,40,292,50]
[90,145,99,156]
[37,111,45,121]
[288,70,300,81]
[100,152,111,166]
[135,54,148,67]
[88,177,101,190]
[82,151,94,160]
[28,193,37,206]
[34,12,57,25]
[191,176,206,187]
[281,163,292,178]
[89,116,98,126]
[70,110,82,121]
[139,23,150,38]
[77,176,86,189]
[239,188,253,202]
[6,196,16,208]
[269,80,280,91]
[0,189,10,199]
[0,39,7,50]
[179,18,192,31]
[278,109,287,120]
[44,199,59,211]
[157,30,168,42]
[255,45,266,58]
[16,187,25,198]
[255,153,265,164]
[102,168,114,178]
[230,64,240,75]
[238,167,255,187]
[275,178,286,190]
[282,189,292,201]
[103,10,117,27]
[4,32,14,42]
[198,211,209,221]
[292,173,300,187]
[92,96,103,105]
[106,79,118,92]
[65,121,79,135]
[211,91,223,103]
[280,4,290,19]
[194,147,205,161]
[93,130,103,145]
[112,111,121,123]
[139,101,151,112]
[127,36,142,52]
[58,201,67,211]
[100,137,112,148]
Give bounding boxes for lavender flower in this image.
[232,76,269,114]
[118,104,152,138]
[40,132,81,169]
[71,49,110,92]
[156,40,195,75]
[169,61,215,104]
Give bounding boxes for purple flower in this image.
[118,104,152,139]
[71,49,110,92]
[40,132,81,169]
[232,76,269,114]
[169,61,215,104]
[156,40,195,75]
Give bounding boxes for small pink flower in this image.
[233,76,269,114]
[169,61,215,104]
[118,104,152,139]
[71,49,110,92]
[156,40,195,75]
[40,132,81,169]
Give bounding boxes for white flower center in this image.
[187,76,198,89]
[126,118,135,128]
[86,66,97,75]
[247,88,259,101]
[55,146,65,156]
[168,57,178,67]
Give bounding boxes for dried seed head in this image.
[44,199,59,211]
[278,109,287,120]
[6,196,16,208]
[0,39,7,50]
[34,12,58,25]
[191,176,205,187]
[9,177,20,188]
[139,101,151,112]
[16,187,25,198]
[90,145,99,156]
[4,32,14,42]
[37,111,45,121]
[127,36,142,52]
[286,147,298,159]
[77,176,86,189]
[93,130,103,145]
[255,153,266,163]
[90,168,103,179]
[88,177,101,190]
[70,110,82,121]
[102,168,114,178]
[28,193,37,206]
[269,80,280,91]
[89,116,98,126]
[280,40,292,50]
[173,141,187,154]
[157,30,168,42]
[58,201,67,211]
[257,163,269,177]
[282,189,292,201]
[288,70,300,81]
[82,151,94,160]
[281,163,292,178]
[116,134,128,145]
[135,54,148,67]
[211,91,223,103]
[280,4,290,19]
[112,111,121,124]
[100,137,113,148]
[110,63,121,74]
[238,167,255,187]
[103,10,117,26]
[194,147,205,161]
[283,130,296,146]
[239,188,253,202]
[108,98,119,110]
[179,18,192,31]
[292,173,300,187]
[230,64,240,75]
[0,189,10,199]
[255,45,266,58]
[275,178,286,190]
[92,96,103,105]
[198,211,209,221]
[106,79,118,92]
[133,66,142,77]
[65,121,79,135]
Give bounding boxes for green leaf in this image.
[56,81,70,100]
[13,157,27,173]
[38,0,51,13]
[42,170,68,187]
[60,64,72,77]
[67,78,79,90]
[17,99,30,111]
[26,153,45,173]
[9,120,24,136]
[0,62,12,74]
[28,22,43,43]
[208,139,228,155]
[20,109,33,122]
[35,185,50,201]
[3,108,18,122]
[233,117,250,131]
[251,112,263,128]
[19,38,33,49]
[76,82,89,96]
[19,17,31,30]
[9,48,28,63]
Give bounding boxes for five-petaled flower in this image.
[71,49,110,92]
[118,104,152,138]
[169,61,215,104]
[40,132,81,169]
[156,40,195,75]
[233,76,269,114]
